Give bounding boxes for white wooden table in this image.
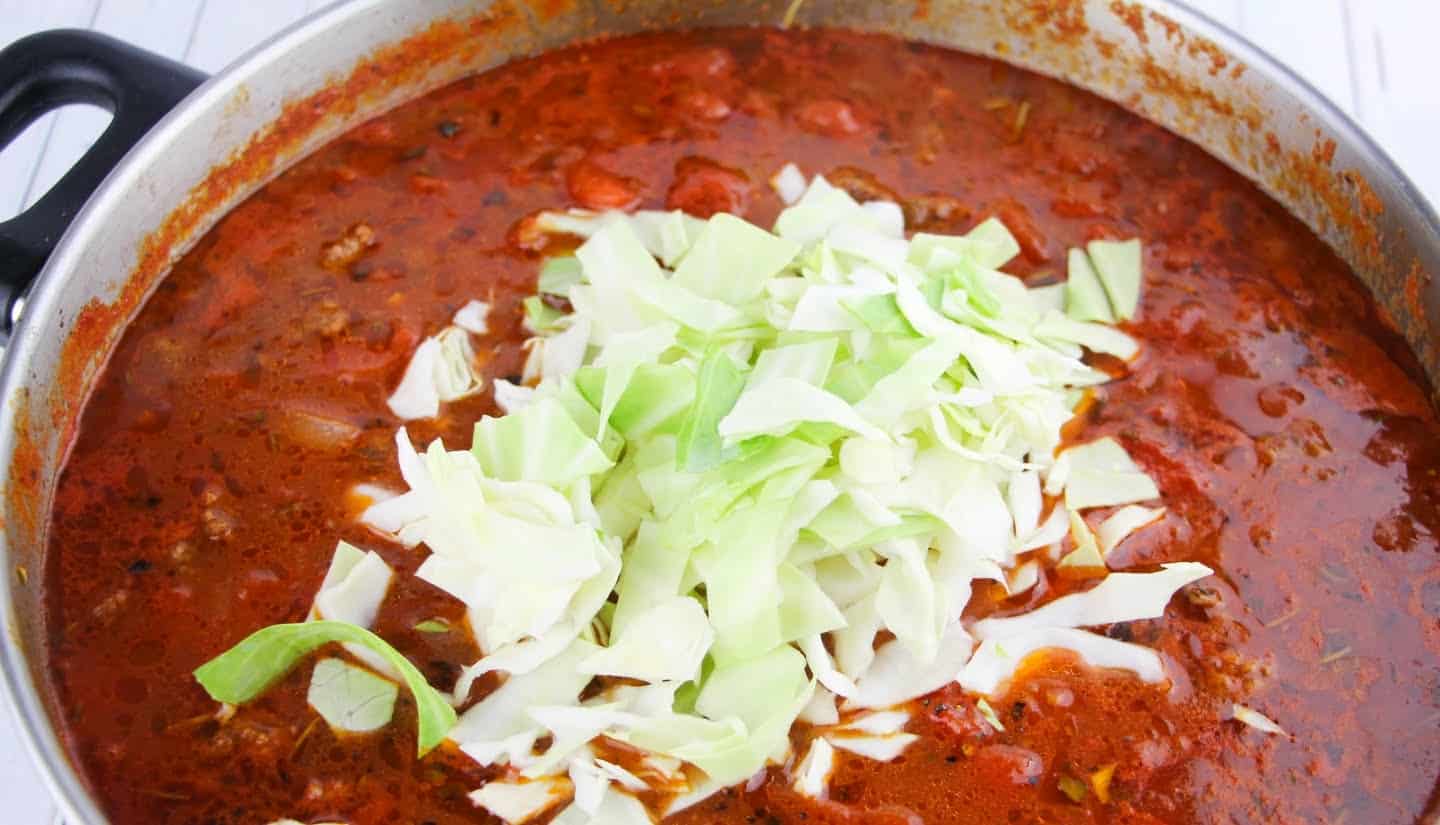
[0,1,1437,822]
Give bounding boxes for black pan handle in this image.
[0,29,207,331]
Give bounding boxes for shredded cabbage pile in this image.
[209,166,1214,825]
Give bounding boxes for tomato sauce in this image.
[41,27,1440,825]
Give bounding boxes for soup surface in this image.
[43,26,1440,825]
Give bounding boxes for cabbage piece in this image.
[908,217,1020,272]
[536,209,705,268]
[307,657,398,733]
[1064,248,1114,323]
[610,521,692,638]
[454,299,493,334]
[1033,311,1139,360]
[778,564,847,643]
[1096,505,1166,553]
[385,328,482,420]
[1027,282,1066,316]
[1057,510,1106,573]
[579,596,713,683]
[1060,437,1161,510]
[800,685,841,727]
[673,213,801,305]
[790,282,893,333]
[793,737,835,798]
[641,645,813,786]
[380,433,614,652]
[1016,505,1069,554]
[453,632,578,702]
[521,705,647,778]
[590,323,680,431]
[874,539,940,664]
[576,362,695,440]
[577,220,740,335]
[838,437,916,487]
[472,397,615,486]
[534,317,591,382]
[774,176,869,243]
[697,645,808,730]
[388,329,479,420]
[847,622,973,709]
[1086,238,1143,320]
[843,292,916,336]
[748,339,838,389]
[675,350,747,472]
[690,501,787,663]
[494,378,537,414]
[826,732,919,761]
[1006,559,1041,596]
[665,776,729,817]
[470,776,572,824]
[958,627,1166,696]
[1007,469,1042,539]
[309,541,393,629]
[539,255,584,295]
[827,223,909,272]
[450,639,599,766]
[551,786,653,825]
[719,377,888,443]
[963,217,1022,269]
[832,593,884,682]
[973,562,1211,639]
[193,620,456,755]
[853,337,965,429]
[836,710,909,736]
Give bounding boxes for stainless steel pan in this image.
[1,1,1435,822]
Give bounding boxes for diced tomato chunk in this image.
[665,157,750,218]
[566,159,643,211]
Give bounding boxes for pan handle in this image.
[0,29,207,332]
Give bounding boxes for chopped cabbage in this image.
[307,657,398,733]
[218,165,1192,818]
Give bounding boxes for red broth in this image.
[42,27,1440,824]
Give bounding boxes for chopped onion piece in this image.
[771,163,808,206]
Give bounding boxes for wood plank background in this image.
[1,1,1437,822]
